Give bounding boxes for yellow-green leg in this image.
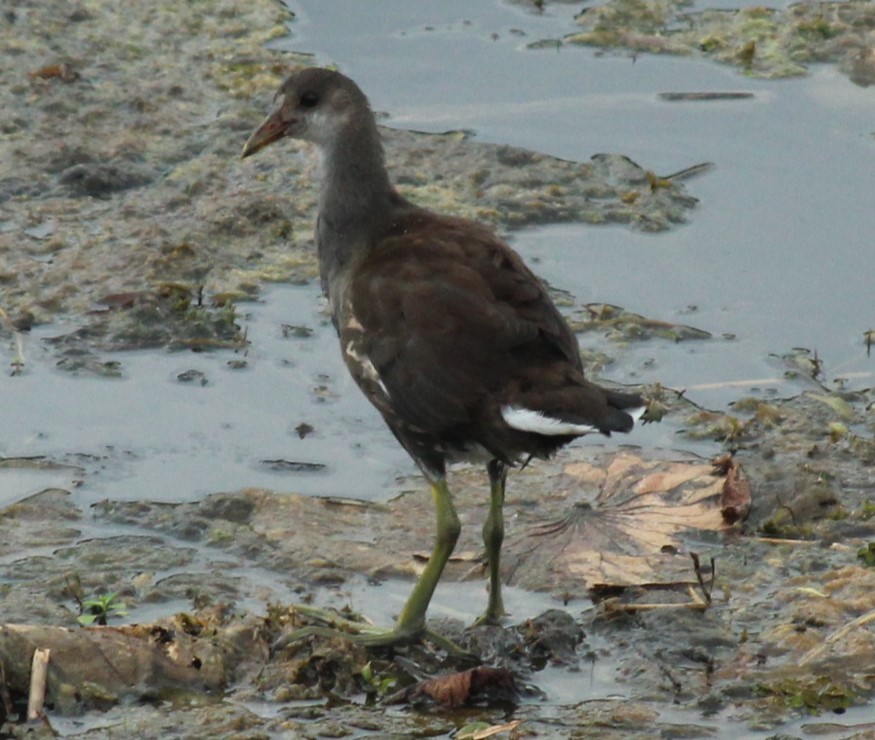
[477,459,508,623]
[390,475,461,639]
[273,474,464,653]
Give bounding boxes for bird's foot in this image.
[471,607,509,628]
[470,590,508,627]
[272,604,476,659]
[471,614,503,628]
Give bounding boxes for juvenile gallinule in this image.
[242,68,644,647]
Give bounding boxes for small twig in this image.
[684,371,872,392]
[799,607,875,666]
[663,161,714,182]
[603,598,709,614]
[467,720,523,740]
[748,536,820,546]
[0,307,26,375]
[27,648,51,721]
[0,659,15,719]
[690,552,714,604]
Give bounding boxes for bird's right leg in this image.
[383,474,461,641]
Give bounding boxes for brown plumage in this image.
[242,68,643,646]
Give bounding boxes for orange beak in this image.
[241,108,291,159]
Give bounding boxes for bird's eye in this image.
[299,91,320,108]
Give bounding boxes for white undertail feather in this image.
[627,405,647,425]
[501,404,646,436]
[501,406,598,435]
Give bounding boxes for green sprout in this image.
[857,542,875,568]
[77,592,129,626]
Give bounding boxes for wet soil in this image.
[2,381,875,738]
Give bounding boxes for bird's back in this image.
[335,208,641,474]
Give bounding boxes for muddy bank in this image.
[1,377,874,736]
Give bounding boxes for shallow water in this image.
[0,280,678,507]
[1,285,410,505]
[280,0,875,412]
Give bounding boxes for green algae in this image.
[545,0,875,81]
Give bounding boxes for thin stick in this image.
[0,307,26,375]
[747,536,819,546]
[0,659,15,719]
[684,371,872,391]
[690,553,714,604]
[799,607,875,666]
[470,720,523,739]
[27,648,50,721]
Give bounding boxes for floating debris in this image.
[659,91,755,101]
[259,459,326,473]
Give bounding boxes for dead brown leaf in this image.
[28,63,80,83]
[392,666,518,708]
[203,449,752,599]
[713,454,752,524]
[504,451,750,592]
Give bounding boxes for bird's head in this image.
[241,67,369,158]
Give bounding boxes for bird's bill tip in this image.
[241,111,288,159]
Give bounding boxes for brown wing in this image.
[343,212,581,436]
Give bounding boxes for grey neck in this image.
[316,116,394,303]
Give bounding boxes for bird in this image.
[242,67,645,648]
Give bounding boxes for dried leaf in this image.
[505,451,750,592]
[458,720,523,739]
[28,63,80,83]
[571,303,712,341]
[395,666,518,708]
[95,292,144,310]
[806,392,857,421]
[715,455,752,524]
